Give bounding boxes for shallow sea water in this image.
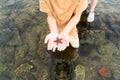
[0,0,120,80]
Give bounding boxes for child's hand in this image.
[44,32,58,52]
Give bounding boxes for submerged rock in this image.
[74,64,85,80]
[14,63,33,75]
[97,66,109,78]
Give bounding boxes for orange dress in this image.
[40,0,88,48]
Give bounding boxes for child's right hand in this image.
[44,32,58,52]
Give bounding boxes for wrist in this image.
[50,32,58,36]
[60,31,69,36]
[50,31,58,34]
[62,29,69,34]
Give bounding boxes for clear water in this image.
[0,0,120,80]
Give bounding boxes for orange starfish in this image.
[54,37,62,45]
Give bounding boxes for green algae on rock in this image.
[74,64,85,80]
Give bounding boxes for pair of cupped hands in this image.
[44,32,69,52]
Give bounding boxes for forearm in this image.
[62,13,82,34]
[47,15,58,33]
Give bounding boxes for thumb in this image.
[44,35,49,44]
[65,36,69,46]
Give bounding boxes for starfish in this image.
[54,37,62,45]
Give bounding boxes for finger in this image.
[57,43,62,51]
[61,43,67,51]
[66,37,69,46]
[59,44,63,51]
[52,43,57,52]
[62,38,69,47]
[60,44,64,51]
[47,42,50,50]
[47,41,53,50]
[67,41,69,46]
[57,44,60,51]
[60,41,67,51]
[44,35,49,44]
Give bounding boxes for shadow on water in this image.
[49,45,76,80]
[77,10,95,57]
[77,10,102,57]
[77,10,90,40]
